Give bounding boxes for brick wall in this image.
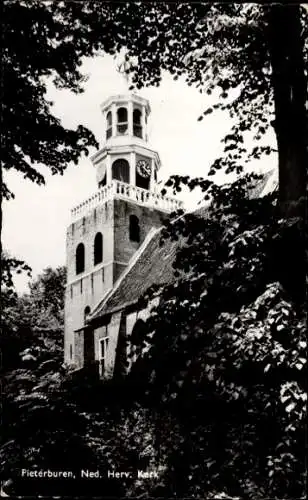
[64,197,166,367]
[113,199,166,281]
[64,200,115,364]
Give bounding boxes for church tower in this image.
[64,94,182,366]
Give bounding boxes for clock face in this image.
[136,159,151,178]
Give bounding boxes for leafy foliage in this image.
[28,266,66,327]
[3,178,305,497]
[82,3,307,185]
[2,266,66,332]
[3,2,307,201]
[2,3,307,498]
[128,174,306,498]
[1,266,66,372]
[1,264,164,497]
[1,252,32,300]
[2,0,102,199]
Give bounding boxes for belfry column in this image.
[141,107,146,140]
[111,103,117,137]
[130,152,136,186]
[128,100,133,136]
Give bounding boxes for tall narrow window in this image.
[94,232,103,265]
[70,344,73,360]
[106,111,112,139]
[117,107,128,134]
[133,109,142,138]
[112,159,130,183]
[84,306,91,324]
[76,243,85,274]
[129,215,140,243]
[91,273,94,294]
[99,337,109,377]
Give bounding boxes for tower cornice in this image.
[91,143,161,169]
[100,94,151,115]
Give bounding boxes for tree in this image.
[83,3,307,218]
[1,266,66,371]
[2,265,66,331]
[28,266,66,328]
[85,2,305,299]
[3,3,306,287]
[3,2,307,212]
[1,1,98,279]
[266,5,307,218]
[2,4,307,497]
[2,1,99,202]
[129,177,306,498]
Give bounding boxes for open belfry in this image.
[64,94,183,374]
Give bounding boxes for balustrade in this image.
[71,180,183,222]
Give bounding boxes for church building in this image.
[64,93,183,377]
[64,92,277,379]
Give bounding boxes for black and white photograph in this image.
[1,2,307,498]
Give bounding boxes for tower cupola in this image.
[102,94,150,143]
[91,94,160,193]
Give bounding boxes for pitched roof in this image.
[90,226,179,319]
[89,169,277,321]
[250,168,277,198]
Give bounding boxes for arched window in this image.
[130,319,146,363]
[106,111,112,139]
[133,109,141,124]
[94,232,103,265]
[129,215,140,243]
[112,159,130,183]
[76,243,85,275]
[84,306,91,323]
[133,109,142,138]
[117,107,128,134]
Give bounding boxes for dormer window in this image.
[133,109,142,138]
[117,107,128,134]
[106,111,112,139]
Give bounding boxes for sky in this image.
[2,54,277,294]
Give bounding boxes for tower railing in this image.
[71,180,184,222]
